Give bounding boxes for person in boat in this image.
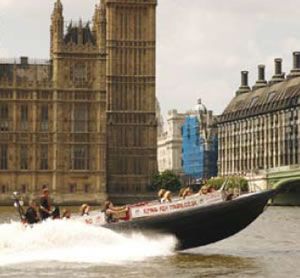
[24,199,40,225]
[198,185,208,195]
[207,185,216,193]
[225,188,234,201]
[51,206,60,219]
[233,187,240,198]
[80,203,90,216]
[158,189,166,203]
[161,190,172,203]
[39,187,51,220]
[102,200,128,223]
[178,187,185,198]
[62,209,71,219]
[182,187,193,199]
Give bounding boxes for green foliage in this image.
[148,170,181,192]
[206,176,249,192]
[206,177,224,190]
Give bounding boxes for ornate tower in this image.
[105,0,158,197]
[50,0,64,59]
[49,0,107,199]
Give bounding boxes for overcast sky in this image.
[1,0,300,117]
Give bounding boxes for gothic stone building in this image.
[218,53,300,176]
[0,0,157,204]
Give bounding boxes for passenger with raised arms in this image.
[158,189,166,203]
[161,190,172,203]
[182,187,193,199]
[102,200,128,223]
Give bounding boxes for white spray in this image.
[0,220,177,266]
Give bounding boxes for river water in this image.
[0,206,299,278]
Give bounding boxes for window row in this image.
[0,103,48,131]
[0,144,90,170]
[0,184,93,194]
[0,103,89,132]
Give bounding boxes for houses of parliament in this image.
[0,0,157,204]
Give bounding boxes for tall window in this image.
[71,145,88,170]
[21,184,27,194]
[73,104,88,132]
[40,145,48,170]
[0,144,8,170]
[20,105,28,130]
[0,103,9,131]
[84,184,90,193]
[20,145,28,170]
[40,105,49,131]
[69,183,77,193]
[71,63,87,87]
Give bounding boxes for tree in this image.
[206,176,249,192]
[148,170,181,192]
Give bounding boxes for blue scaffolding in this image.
[182,116,218,180]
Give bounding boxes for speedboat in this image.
[82,189,277,250]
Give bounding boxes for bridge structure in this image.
[247,165,300,205]
[267,165,300,205]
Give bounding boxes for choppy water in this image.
[0,206,299,278]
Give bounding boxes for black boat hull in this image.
[104,190,276,250]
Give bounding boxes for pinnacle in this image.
[55,0,63,9]
[100,0,105,8]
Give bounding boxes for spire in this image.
[78,18,83,44]
[92,0,106,53]
[67,20,73,32]
[92,5,99,33]
[99,0,106,54]
[55,0,63,11]
[100,0,106,20]
[50,0,64,57]
[52,0,63,18]
[93,3,101,24]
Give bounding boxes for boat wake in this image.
[0,219,177,266]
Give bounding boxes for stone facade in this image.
[106,0,157,196]
[157,110,186,173]
[0,0,157,204]
[218,53,300,176]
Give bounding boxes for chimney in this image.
[236,71,250,96]
[269,58,285,84]
[275,58,282,75]
[287,52,300,79]
[293,51,300,69]
[253,64,267,90]
[20,56,28,65]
